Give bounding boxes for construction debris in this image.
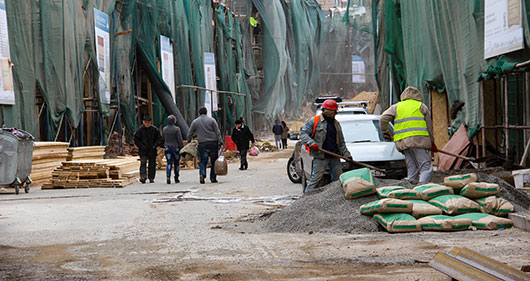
[42,157,139,189]
[30,142,69,186]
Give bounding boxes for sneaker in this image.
[211,179,218,183]
[200,175,205,184]
[167,177,171,184]
[174,179,180,183]
[140,178,146,184]
[149,179,154,183]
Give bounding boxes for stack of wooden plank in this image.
[42,157,139,189]
[67,146,105,161]
[30,142,70,186]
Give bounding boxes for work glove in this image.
[311,144,319,151]
[384,131,393,141]
[431,143,438,152]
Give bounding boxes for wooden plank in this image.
[449,247,530,281]
[429,252,501,281]
[438,123,471,170]
[431,90,450,166]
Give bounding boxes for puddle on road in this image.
[151,193,299,206]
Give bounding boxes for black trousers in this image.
[239,149,248,169]
[281,138,288,149]
[140,154,157,180]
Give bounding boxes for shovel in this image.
[436,149,491,163]
[319,148,386,173]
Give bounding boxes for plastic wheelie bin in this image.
[0,127,34,194]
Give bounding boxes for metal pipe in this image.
[176,84,246,96]
[516,73,521,163]
[113,11,122,155]
[480,81,486,168]
[504,75,509,159]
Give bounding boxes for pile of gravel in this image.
[264,171,530,234]
[263,181,380,234]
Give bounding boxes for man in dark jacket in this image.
[231,119,255,170]
[272,120,283,149]
[162,115,184,184]
[134,115,161,183]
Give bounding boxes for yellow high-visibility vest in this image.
[250,17,258,27]
[393,99,429,142]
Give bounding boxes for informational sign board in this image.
[484,0,524,59]
[352,55,365,84]
[160,35,175,102]
[94,8,110,104]
[0,0,15,105]
[203,52,218,117]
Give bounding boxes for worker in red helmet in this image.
[300,99,352,193]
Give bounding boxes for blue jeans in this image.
[165,147,180,179]
[305,157,342,193]
[198,142,219,181]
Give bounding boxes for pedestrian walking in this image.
[134,115,162,184]
[300,100,352,193]
[231,119,255,170]
[162,115,184,184]
[379,86,435,183]
[187,107,224,184]
[281,120,289,149]
[272,120,283,149]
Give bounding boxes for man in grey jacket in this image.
[162,115,184,184]
[300,99,352,193]
[187,107,224,184]
[379,86,435,183]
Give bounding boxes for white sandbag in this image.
[376,186,421,200]
[429,195,480,215]
[444,173,478,192]
[413,183,454,200]
[373,213,421,233]
[418,215,472,231]
[406,200,443,218]
[459,182,500,199]
[360,198,413,215]
[340,168,376,199]
[475,196,514,217]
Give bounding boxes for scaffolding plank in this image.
[429,252,501,281]
[449,247,530,281]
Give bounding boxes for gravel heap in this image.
[264,171,530,234]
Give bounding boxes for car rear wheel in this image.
[287,156,302,183]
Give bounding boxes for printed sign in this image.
[94,8,110,104]
[160,35,175,102]
[0,0,15,105]
[352,55,365,84]
[203,52,218,117]
[484,0,524,59]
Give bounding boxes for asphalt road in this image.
[1,148,529,280]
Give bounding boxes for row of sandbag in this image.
[339,169,514,233]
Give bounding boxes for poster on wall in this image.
[484,0,524,59]
[0,0,15,105]
[203,52,218,117]
[160,35,175,102]
[94,8,110,104]
[352,55,365,84]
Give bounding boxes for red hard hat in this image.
[322,99,338,111]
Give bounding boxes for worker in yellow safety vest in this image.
[379,86,436,183]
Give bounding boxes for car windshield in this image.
[341,120,385,143]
